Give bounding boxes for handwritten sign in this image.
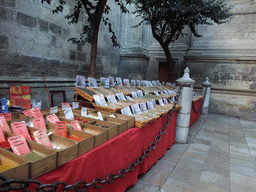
[55,121,67,138]
[46,114,60,124]
[71,120,82,131]
[32,118,46,131]
[11,121,31,140]
[0,116,11,132]
[8,135,31,156]
[33,130,53,148]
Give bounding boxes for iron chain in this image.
[192,88,207,114]
[0,86,182,192]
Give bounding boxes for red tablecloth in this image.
[189,98,202,127]
[29,111,177,192]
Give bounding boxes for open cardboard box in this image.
[0,147,30,180]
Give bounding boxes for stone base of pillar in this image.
[176,126,189,144]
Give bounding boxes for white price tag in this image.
[123,79,130,87]
[164,98,168,105]
[64,108,74,120]
[93,95,108,106]
[149,82,153,87]
[121,107,133,116]
[158,99,165,106]
[137,90,143,97]
[140,102,147,112]
[164,90,169,94]
[131,80,136,86]
[109,76,115,87]
[62,105,69,111]
[125,96,133,101]
[147,101,154,110]
[97,112,104,121]
[154,91,159,96]
[116,77,123,86]
[107,95,117,104]
[152,99,156,107]
[131,104,141,115]
[88,77,98,88]
[144,92,149,95]
[160,91,164,95]
[81,107,87,117]
[100,77,110,88]
[152,81,157,86]
[50,106,58,114]
[32,101,42,110]
[136,80,141,87]
[72,102,79,109]
[131,92,138,99]
[116,93,126,101]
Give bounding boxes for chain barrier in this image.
[191,88,207,114]
[0,86,182,192]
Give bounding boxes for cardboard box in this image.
[0,147,30,180]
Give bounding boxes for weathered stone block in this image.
[70,51,76,61]
[39,19,48,32]
[63,28,70,37]
[0,35,8,49]
[50,59,61,68]
[0,0,15,7]
[0,7,13,21]
[51,35,56,45]
[20,55,42,66]
[16,12,37,28]
[49,23,62,35]
[77,52,86,62]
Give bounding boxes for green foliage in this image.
[41,0,131,47]
[131,0,233,45]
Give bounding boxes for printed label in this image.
[55,121,67,138]
[81,107,87,117]
[0,116,11,132]
[131,104,142,115]
[72,102,79,109]
[8,135,31,156]
[0,113,11,121]
[33,130,53,148]
[71,120,82,131]
[50,106,58,114]
[46,114,60,124]
[32,118,46,131]
[140,102,147,112]
[11,121,31,140]
[121,107,133,116]
[64,108,74,120]
[107,95,117,104]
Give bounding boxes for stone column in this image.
[202,77,211,115]
[175,67,195,144]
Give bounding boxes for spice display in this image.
[0,156,20,172]
[67,135,83,142]
[75,117,88,123]
[23,152,44,162]
[0,141,10,149]
[94,124,111,129]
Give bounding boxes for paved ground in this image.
[126,114,256,192]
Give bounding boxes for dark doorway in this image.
[159,62,171,83]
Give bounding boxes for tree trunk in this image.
[88,0,108,78]
[161,43,176,83]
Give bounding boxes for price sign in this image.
[116,93,126,101]
[62,104,69,111]
[147,101,154,110]
[131,104,141,115]
[50,106,58,114]
[88,77,98,88]
[152,99,156,107]
[72,102,79,109]
[31,107,44,119]
[81,107,87,117]
[97,112,104,121]
[71,120,82,131]
[32,118,46,131]
[107,95,117,104]
[116,77,123,86]
[100,77,110,88]
[158,99,165,106]
[33,130,53,148]
[75,75,86,87]
[0,116,11,132]
[131,92,138,99]
[46,114,59,124]
[152,81,157,86]
[125,96,133,101]
[93,95,108,106]
[131,80,136,86]
[0,113,11,121]
[137,90,143,97]
[121,107,133,116]
[160,91,164,95]
[164,98,168,105]
[55,121,67,138]
[154,91,159,96]
[11,121,31,140]
[8,135,31,156]
[140,102,147,112]
[64,108,74,120]
[136,80,141,87]
[109,76,115,87]
[144,92,149,95]
[123,79,130,87]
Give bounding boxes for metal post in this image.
[202,77,211,115]
[175,67,195,144]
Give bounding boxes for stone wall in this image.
[0,0,121,108]
[186,0,256,119]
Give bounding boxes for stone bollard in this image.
[202,77,211,115]
[175,67,195,144]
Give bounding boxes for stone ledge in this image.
[185,56,256,64]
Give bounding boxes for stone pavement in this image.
[126,114,256,192]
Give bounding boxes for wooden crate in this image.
[102,116,128,135]
[7,139,57,179]
[49,134,78,167]
[88,120,119,140]
[79,123,108,147]
[0,147,30,180]
[67,129,94,156]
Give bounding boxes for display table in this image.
[189,97,202,127]
[28,111,177,192]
